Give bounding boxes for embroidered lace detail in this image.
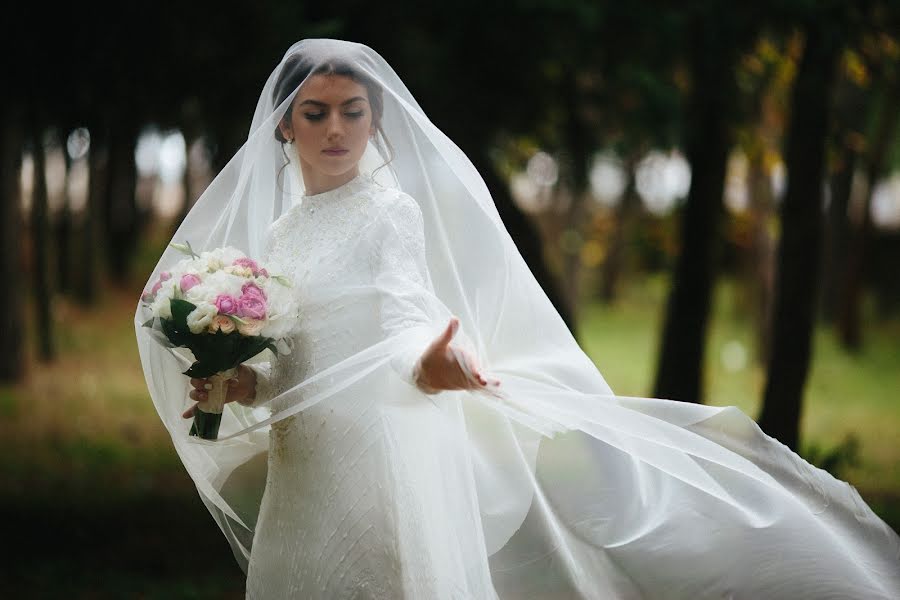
[243,173,456,598]
[301,171,373,213]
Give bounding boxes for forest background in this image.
[2,1,899,597]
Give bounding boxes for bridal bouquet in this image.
[140,241,299,439]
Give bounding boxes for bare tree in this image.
[0,103,26,382]
[758,19,842,451]
[29,121,55,362]
[837,82,900,350]
[653,11,745,404]
[76,134,106,307]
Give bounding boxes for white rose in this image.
[150,294,172,320]
[204,270,244,296]
[236,318,264,336]
[186,303,218,334]
[149,279,179,320]
[184,282,213,305]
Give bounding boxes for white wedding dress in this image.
[231,171,900,599]
[242,171,496,598]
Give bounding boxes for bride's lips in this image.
[323,148,349,156]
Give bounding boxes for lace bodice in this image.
[244,171,436,412]
[240,172,471,599]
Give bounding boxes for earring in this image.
[286,137,294,145]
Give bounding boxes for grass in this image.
[578,272,900,526]
[1,280,248,597]
[1,265,897,596]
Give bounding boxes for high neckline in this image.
[301,172,374,205]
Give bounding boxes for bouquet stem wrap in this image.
[189,366,238,440]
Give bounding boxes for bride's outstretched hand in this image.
[414,316,501,395]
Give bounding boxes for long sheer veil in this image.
[134,39,900,598]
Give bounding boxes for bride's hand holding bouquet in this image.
[182,364,259,419]
[139,242,299,439]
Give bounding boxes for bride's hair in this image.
[272,52,395,181]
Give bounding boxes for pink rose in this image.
[237,293,267,320]
[180,273,201,293]
[258,268,269,278]
[241,281,267,301]
[232,257,261,276]
[141,290,154,302]
[214,294,239,315]
[160,271,171,281]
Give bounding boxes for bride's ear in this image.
[277,118,293,143]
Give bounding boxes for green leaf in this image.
[235,336,273,364]
[161,318,191,347]
[271,274,293,287]
[170,299,197,331]
[169,240,200,259]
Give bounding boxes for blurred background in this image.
[2,1,899,597]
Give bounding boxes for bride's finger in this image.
[431,316,458,349]
[462,351,488,386]
[456,348,484,388]
[190,377,211,390]
[182,403,198,419]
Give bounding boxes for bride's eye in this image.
[346,111,364,119]
[304,113,325,121]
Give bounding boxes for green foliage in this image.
[801,432,862,480]
[0,389,17,418]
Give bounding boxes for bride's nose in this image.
[326,113,346,139]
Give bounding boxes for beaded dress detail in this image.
[242,172,489,599]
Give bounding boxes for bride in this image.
[136,39,900,599]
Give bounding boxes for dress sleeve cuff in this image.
[389,325,441,394]
[240,361,274,408]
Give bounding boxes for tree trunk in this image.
[30,122,55,362]
[559,71,592,329]
[172,132,196,237]
[744,152,776,365]
[599,156,639,304]
[837,84,900,351]
[652,29,736,404]
[0,103,27,382]
[76,131,107,306]
[758,23,841,451]
[821,147,856,323]
[821,75,867,325]
[103,122,138,286]
[55,146,73,295]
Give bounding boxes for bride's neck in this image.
[299,163,361,196]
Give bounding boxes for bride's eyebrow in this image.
[298,97,368,107]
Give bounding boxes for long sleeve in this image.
[375,191,449,391]
[237,221,280,409]
[239,361,276,408]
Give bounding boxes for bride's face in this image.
[282,74,375,178]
